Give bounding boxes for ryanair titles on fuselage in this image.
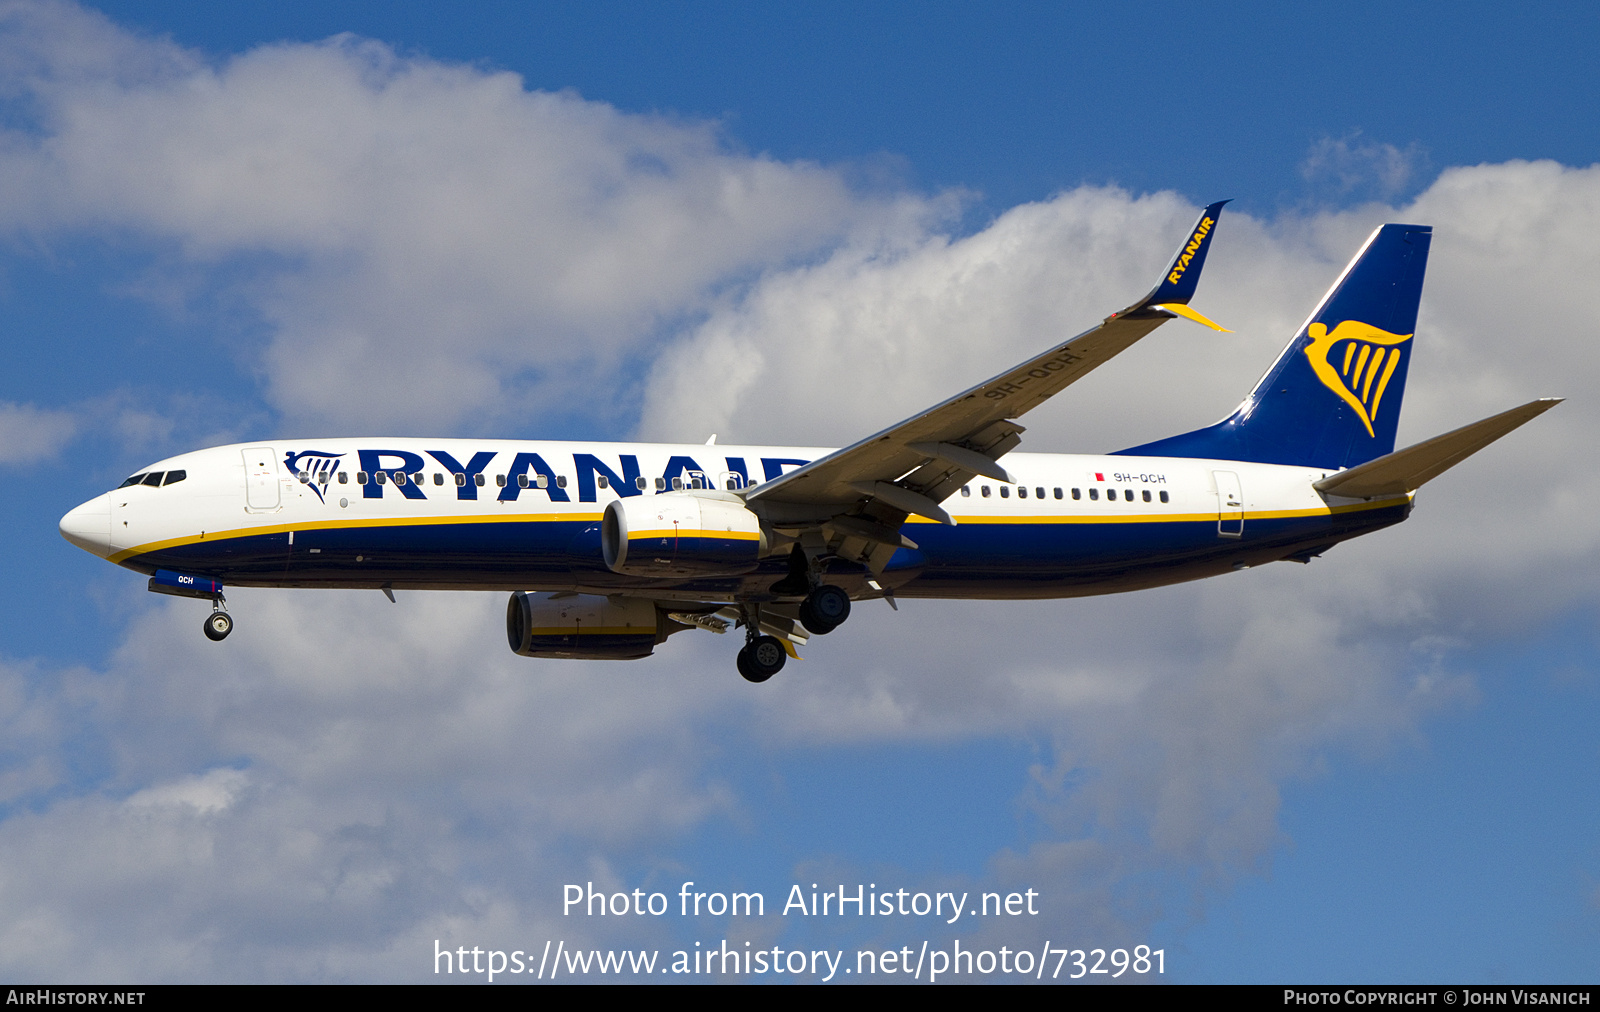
[282,447,816,504]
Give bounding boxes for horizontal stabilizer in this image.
[1314,398,1562,498]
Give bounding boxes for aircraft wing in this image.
[745,201,1230,547]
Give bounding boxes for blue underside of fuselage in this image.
[121,501,1411,600]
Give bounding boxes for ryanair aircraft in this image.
[58,203,1558,682]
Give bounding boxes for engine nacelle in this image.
[601,491,765,578]
[506,591,665,660]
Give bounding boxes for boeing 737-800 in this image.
[58,202,1558,682]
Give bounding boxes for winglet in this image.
[1139,199,1230,308]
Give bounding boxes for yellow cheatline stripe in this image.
[108,509,605,564]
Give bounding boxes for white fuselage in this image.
[60,439,1409,603]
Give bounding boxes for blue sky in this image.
[2,0,1597,982]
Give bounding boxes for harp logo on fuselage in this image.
[282,450,345,503]
[1303,320,1413,437]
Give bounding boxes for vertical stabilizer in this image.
[1117,223,1432,470]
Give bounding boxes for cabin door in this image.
[243,447,282,512]
[1213,470,1243,538]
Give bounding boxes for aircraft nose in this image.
[60,492,113,558]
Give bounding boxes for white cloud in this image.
[0,400,76,463]
[1301,130,1429,201]
[125,768,246,814]
[0,0,944,435]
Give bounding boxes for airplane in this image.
[58,201,1560,683]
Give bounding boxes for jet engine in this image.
[601,491,766,578]
[506,591,669,660]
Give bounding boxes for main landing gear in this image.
[772,545,854,636]
[735,584,856,683]
[798,584,851,635]
[203,598,233,641]
[737,635,787,683]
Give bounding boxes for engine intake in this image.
[601,491,765,578]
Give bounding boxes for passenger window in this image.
[338,472,348,484]
[655,477,666,491]
[981,486,991,497]
[375,472,387,485]
[1125,489,1134,501]
[496,475,506,487]
[163,470,187,486]
[536,474,548,488]
[412,473,423,485]
[455,473,466,486]
[296,471,309,483]
[672,477,684,490]
[475,474,486,487]
[433,473,444,485]
[960,485,971,497]
[518,474,530,488]
[1000,486,1010,498]
[597,475,609,489]
[357,471,368,484]
[1142,489,1151,502]
[1089,488,1098,501]
[556,475,568,488]
[1071,488,1080,500]
[1017,486,1027,498]
[118,474,146,489]
[635,476,648,490]
[1054,487,1063,499]
[1159,490,1169,503]
[1036,487,1045,499]
[393,471,406,486]
[143,472,164,487]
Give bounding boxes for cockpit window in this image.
[118,474,147,488]
[163,470,187,486]
[141,472,164,487]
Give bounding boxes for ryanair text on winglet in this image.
[1167,215,1215,285]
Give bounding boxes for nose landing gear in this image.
[203,598,232,641]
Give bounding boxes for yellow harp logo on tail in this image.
[1303,320,1413,437]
